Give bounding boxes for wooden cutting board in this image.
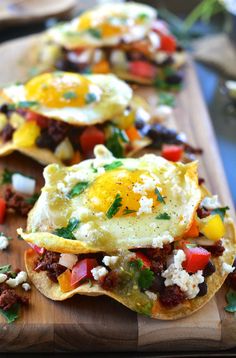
[0,35,235,353]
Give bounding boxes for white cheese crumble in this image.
[76,222,103,242]
[102,256,119,267]
[0,235,9,250]
[152,231,174,249]
[152,105,173,122]
[0,274,7,283]
[64,170,91,184]
[200,195,221,210]
[93,145,114,168]
[57,182,68,194]
[22,283,31,291]
[162,250,204,299]
[91,266,108,281]
[137,196,153,216]
[59,253,78,269]
[222,262,234,274]
[6,271,27,288]
[145,290,157,301]
[12,173,36,195]
[133,174,160,195]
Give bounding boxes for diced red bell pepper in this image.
[161,144,183,162]
[160,34,176,53]
[25,111,48,128]
[0,198,6,224]
[28,243,45,255]
[134,252,151,269]
[182,247,211,274]
[71,258,98,286]
[129,61,157,79]
[79,126,105,157]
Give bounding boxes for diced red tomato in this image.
[0,198,6,224]
[160,34,176,53]
[25,111,48,128]
[161,145,183,162]
[129,61,157,79]
[71,258,98,286]
[28,243,45,255]
[182,247,211,273]
[79,126,105,156]
[134,252,151,269]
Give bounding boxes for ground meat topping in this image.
[5,187,33,216]
[197,207,212,219]
[1,124,14,142]
[227,257,236,290]
[159,284,186,308]
[203,240,225,257]
[100,270,119,291]
[145,244,173,274]
[0,286,29,311]
[34,251,66,283]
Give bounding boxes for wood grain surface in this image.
[0,36,235,352]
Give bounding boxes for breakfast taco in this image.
[29,2,185,88]
[19,145,236,319]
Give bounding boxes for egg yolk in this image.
[87,169,160,217]
[25,72,100,108]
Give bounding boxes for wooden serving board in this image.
[0,36,235,353]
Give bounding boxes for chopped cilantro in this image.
[129,259,143,270]
[138,268,154,290]
[54,218,79,240]
[137,13,149,20]
[105,126,129,158]
[155,212,170,220]
[91,164,98,173]
[25,193,40,205]
[155,188,166,204]
[87,28,102,39]
[1,168,13,184]
[211,206,229,221]
[85,93,97,104]
[154,78,169,90]
[158,92,175,107]
[123,208,137,216]
[0,303,19,324]
[106,194,122,219]
[0,264,11,274]
[63,91,77,100]
[104,161,123,171]
[225,289,236,313]
[67,181,89,199]
[17,101,39,108]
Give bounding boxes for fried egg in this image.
[2,72,132,126]
[23,145,202,253]
[48,2,157,49]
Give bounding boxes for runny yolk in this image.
[87,169,160,217]
[25,72,100,108]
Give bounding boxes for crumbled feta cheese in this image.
[145,290,157,301]
[102,256,119,267]
[93,145,114,168]
[162,250,204,299]
[59,253,78,269]
[200,195,221,210]
[152,231,174,249]
[133,174,160,195]
[96,167,105,175]
[153,105,173,122]
[64,170,90,184]
[74,207,92,220]
[6,271,27,288]
[137,196,153,216]
[148,31,161,50]
[0,235,9,250]
[12,173,36,195]
[222,262,234,274]
[77,222,103,242]
[91,266,108,281]
[0,274,7,283]
[22,283,31,291]
[57,182,68,194]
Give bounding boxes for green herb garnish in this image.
[63,91,78,100]
[67,181,89,199]
[129,259,143,270]
[137,13,149,20]
[123,208,137,216]
[155,188,165,204]
[87,28,102,39]
[225,289,236,313]
[138,269,154,290]
[54,218,79,240]
[91,164,98,173]
[0,303,19,324]
[105,125,129,158]
[104,161,123,171]
[211,206,229,221]
[1,168,14,184]
[85,92,97,104]
[17,101,39,108]
[106,194,122,219]
[0,264,11,274]
[25,193,40,205]
[155,212,170,220]
[158,92,175,107]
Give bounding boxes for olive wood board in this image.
[0,35,235,353]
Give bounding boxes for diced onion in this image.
[59,253,78,269]
[12,173,36,195]
[54,138,74,161]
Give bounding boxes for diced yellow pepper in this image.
[58,269,73,293]
[13,121,40,147]
[113,110,135,130]
[0,113,7,132]
[9,112,25,129]
[200,214,225,241]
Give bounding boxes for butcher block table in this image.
[0,35,235,353]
